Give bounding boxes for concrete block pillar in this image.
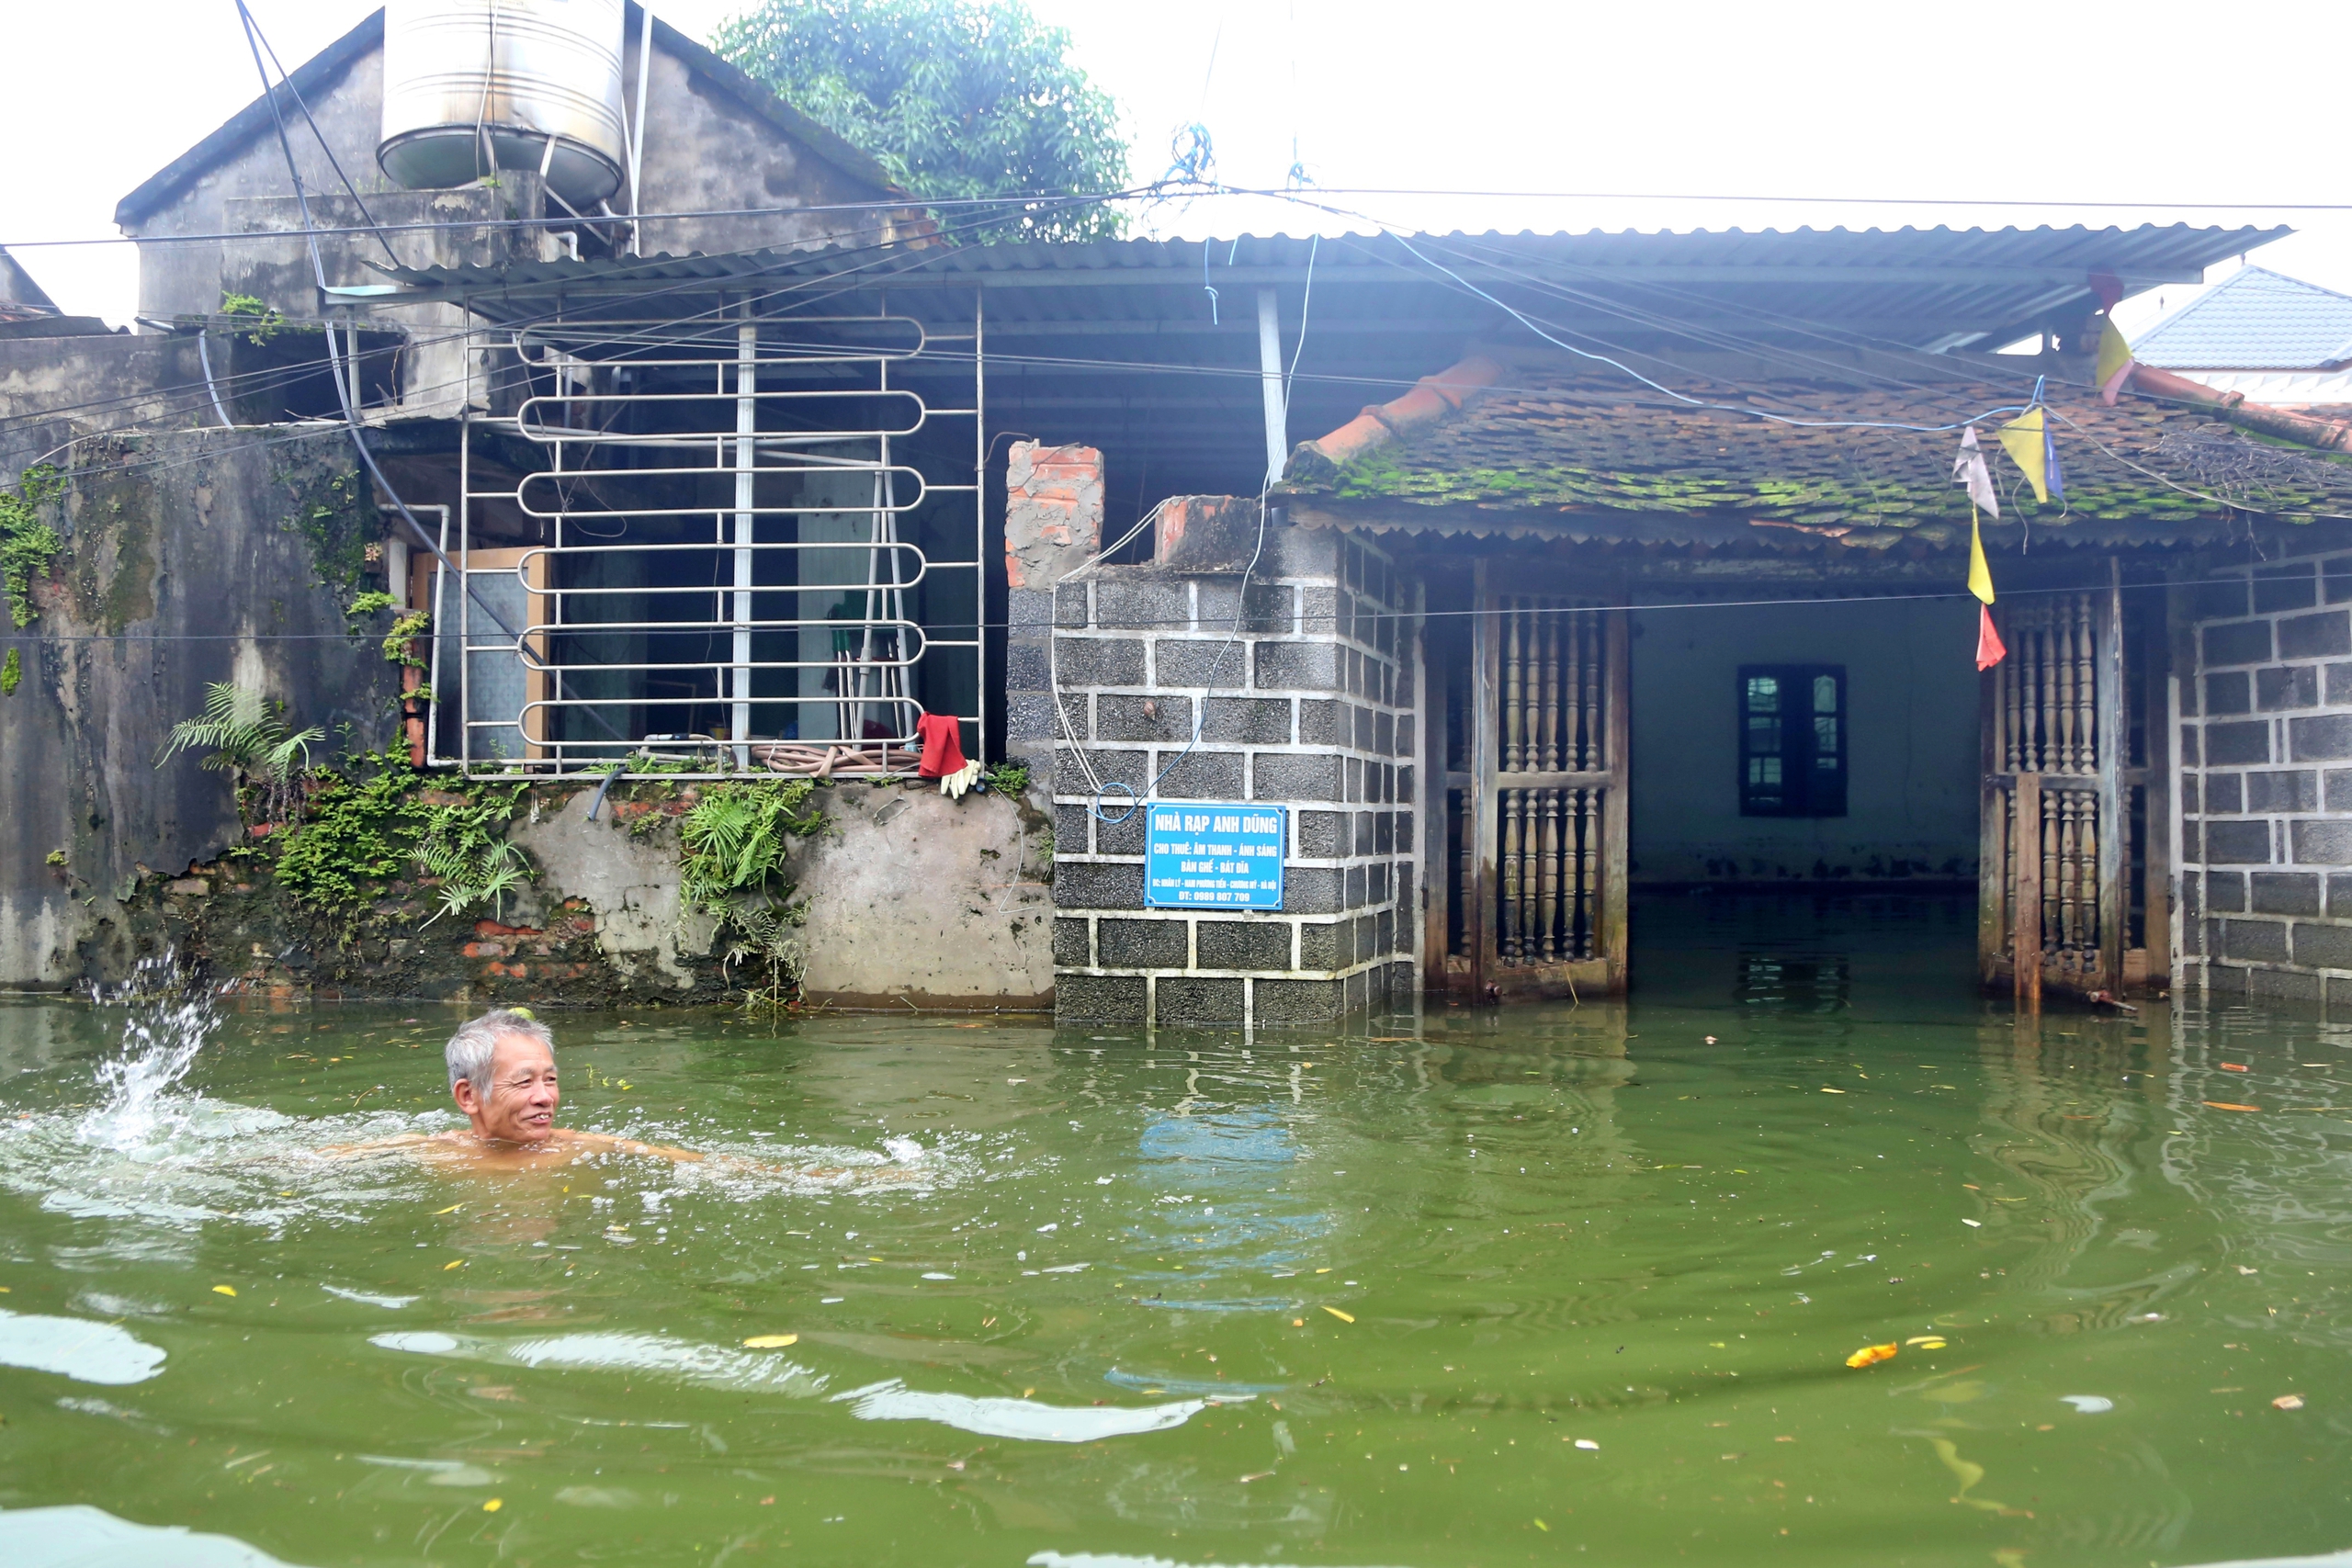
[1046,519,1423,1027]
[1004,442,1103,769]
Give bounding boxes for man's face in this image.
[454,1034,560,1145]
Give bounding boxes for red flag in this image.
[1976,604,2007,671]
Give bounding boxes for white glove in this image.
[940,760,983,799]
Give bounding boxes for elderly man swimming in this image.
[398,1008,698,1167]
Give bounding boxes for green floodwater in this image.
[3,897,2350,1568]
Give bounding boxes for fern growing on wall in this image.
[155,682,325,829]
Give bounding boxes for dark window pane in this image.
[1741,664,1845,818]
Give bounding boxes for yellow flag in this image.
[2095,317,2135,403]
[1996,407,2048,503]
[1968,508,1995,605]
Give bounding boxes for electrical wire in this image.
[6,570,2324,646]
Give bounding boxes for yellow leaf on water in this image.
[742,1335,798,1348]
[481,1498,503,1513]
[1845,1342,1897,1369]
[211,1285,238,1297]
[433,1203,464,1215]
[1322,1306,1355,1324]
[1533,1518,1550,1532]
[1822,1088,1847,1095]
[443,1260,464,1271]
[1905,1336,1949,1347]
[2204,1101,2260,1112]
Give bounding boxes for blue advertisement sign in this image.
[1144,803,1287,910]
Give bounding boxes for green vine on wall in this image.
[271,748,533,936]
[0,465,66,627]
[280,467,373,608]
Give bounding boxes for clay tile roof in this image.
[1278,362,2352,541]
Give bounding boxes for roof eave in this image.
[115,8,385,230]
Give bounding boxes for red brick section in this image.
[1003,442,1104,590]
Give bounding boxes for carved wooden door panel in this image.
[1432,562,1629,999]
[1979,569,2148,999]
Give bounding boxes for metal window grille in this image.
[427,297,984,779]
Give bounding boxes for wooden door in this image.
[1979,565,2149,998]
[1432,561,1630,999]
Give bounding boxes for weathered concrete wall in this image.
[2177,533,2352,1004]
[0,333,210,477]
[788,783,1055,1010]
[1048,525,1420,1025]
[0,430,401,989]
[64,776,1051,1011]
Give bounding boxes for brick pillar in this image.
[1003,442,1103,772]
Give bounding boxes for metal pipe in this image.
[1256,286,1285,485]
[197,329,234,427]
[732,310,756,766]
[628,1,651,256]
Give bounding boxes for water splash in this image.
[79,953,219,1149]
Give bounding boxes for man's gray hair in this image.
[446,1008,554,1096]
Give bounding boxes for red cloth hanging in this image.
[1975,604,2007,672]
[914,712,967,779]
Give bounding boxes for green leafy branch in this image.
[0,465,66,628]
[220,291,287,346]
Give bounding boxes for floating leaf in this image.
[443,1260,464,1271]
[1845,1342,1898,1369]
[2220,1063,2249,1072]
[211,1284,238,1297]
[2204,1101,2261,1112]
[481,1498,503,1513]
[1821,1087,1847,1094]
[1322,1305,1355,1324]
[742,1334,798,1348]
[1905,1337,1948,1348]
[2274,1393,2305,1411]
[1533,1518,1550,1532]
[1574,1438,1600,1450]
[433,1203,464,1215]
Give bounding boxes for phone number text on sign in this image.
[1143,803,1287,910]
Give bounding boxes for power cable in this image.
[244,7,401,267]
[8,570,2330,644]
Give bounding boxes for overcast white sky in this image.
[6,0,2349,337]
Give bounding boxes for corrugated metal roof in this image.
[2133,266,2352,370]
[381,224,2289,352]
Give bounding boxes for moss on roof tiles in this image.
[1287,372,2352,531]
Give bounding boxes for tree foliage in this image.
[715,0,1129,243]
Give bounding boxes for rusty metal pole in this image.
[2014,770,2043,1011]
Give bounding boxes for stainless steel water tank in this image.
[379,0,628,209]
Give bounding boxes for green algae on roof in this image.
[1289,373,2352,532]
